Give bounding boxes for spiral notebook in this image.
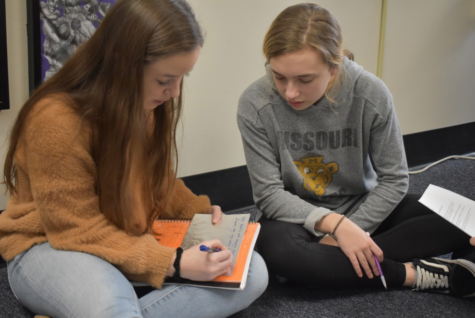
[152,214,260,290]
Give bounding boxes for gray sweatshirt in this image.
[237,57,409,236]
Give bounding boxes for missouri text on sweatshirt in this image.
[237,57,409,236]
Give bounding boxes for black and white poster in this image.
[39,0,118,81]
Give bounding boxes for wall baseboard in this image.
[403,121,475,168]
[2,122,473,213]
[183,121,475,210]
[181,165,254,212]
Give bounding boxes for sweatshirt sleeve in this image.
[237,97,332,236]
[347,97,409,233]
[24,102,175,289]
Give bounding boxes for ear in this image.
[294,160,303,169]
[330,65,338,76]
[327,162,339,174]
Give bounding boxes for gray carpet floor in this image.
[1,157,475,317]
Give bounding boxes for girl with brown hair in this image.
[238,3,475,296]
[1,0,267,316]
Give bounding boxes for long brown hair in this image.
[3,0,204,234]
[263,3,353,104]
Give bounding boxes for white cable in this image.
[409,155,475,175]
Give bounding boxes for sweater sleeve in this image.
[237,100,332,236]
[24,102,175,289]
[347,98,409,233]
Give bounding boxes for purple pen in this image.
[373,255,387,289]
[366,232,387,289]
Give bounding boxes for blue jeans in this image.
[7,243,268,318]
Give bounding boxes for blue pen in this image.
[200,245,221,253]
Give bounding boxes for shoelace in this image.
[414,264,449,291]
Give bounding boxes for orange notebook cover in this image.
[152,216,260,290]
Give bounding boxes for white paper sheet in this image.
[419,184,475,236]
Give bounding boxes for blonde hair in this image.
[263,3,353,104]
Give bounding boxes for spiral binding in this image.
[156,218,258,224]
[156,219,191,223]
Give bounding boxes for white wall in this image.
[383,0,475,134]
[0,0,29,210]
[178,0,382,177]
[1,0,475,210]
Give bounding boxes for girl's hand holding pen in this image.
[178,239,234,281]
[200,245,221,252]
[334,219,383,279]
[317,214,383,279]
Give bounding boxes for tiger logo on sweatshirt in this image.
[294,154,339,196]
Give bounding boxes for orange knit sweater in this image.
[0,97,211,288]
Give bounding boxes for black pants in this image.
[256,194,473,288]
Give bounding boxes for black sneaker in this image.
[412,257,475,297]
